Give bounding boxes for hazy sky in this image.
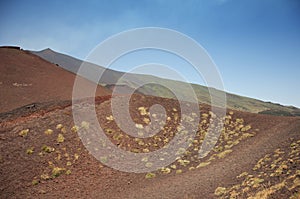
[1,0,299,107]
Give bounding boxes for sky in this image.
[1,0,300,107]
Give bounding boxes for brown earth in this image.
[0,47,299,199]
[0,47,111,113]
[0,94,299,199]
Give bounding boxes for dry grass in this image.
[215,138,300,198]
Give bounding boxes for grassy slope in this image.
[128,76,300,116]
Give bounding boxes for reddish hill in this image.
[0,47,111,113]
[0,94,299,198]
[0,47,299,198]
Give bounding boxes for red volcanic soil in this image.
[0,94,299,199]
[0,47,111,113]
[0,47,299,198]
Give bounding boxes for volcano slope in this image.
[0,94,299,199]
[0,47,110,113]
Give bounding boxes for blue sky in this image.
[1,0,300,107]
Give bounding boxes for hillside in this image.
[0,94,299,198]
[0,47,111,113]
[1,46,299,198]
[32,48,300,116]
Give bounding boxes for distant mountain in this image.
[31,48,154,95]
[31,48,124,85]
[32,48,300,116]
